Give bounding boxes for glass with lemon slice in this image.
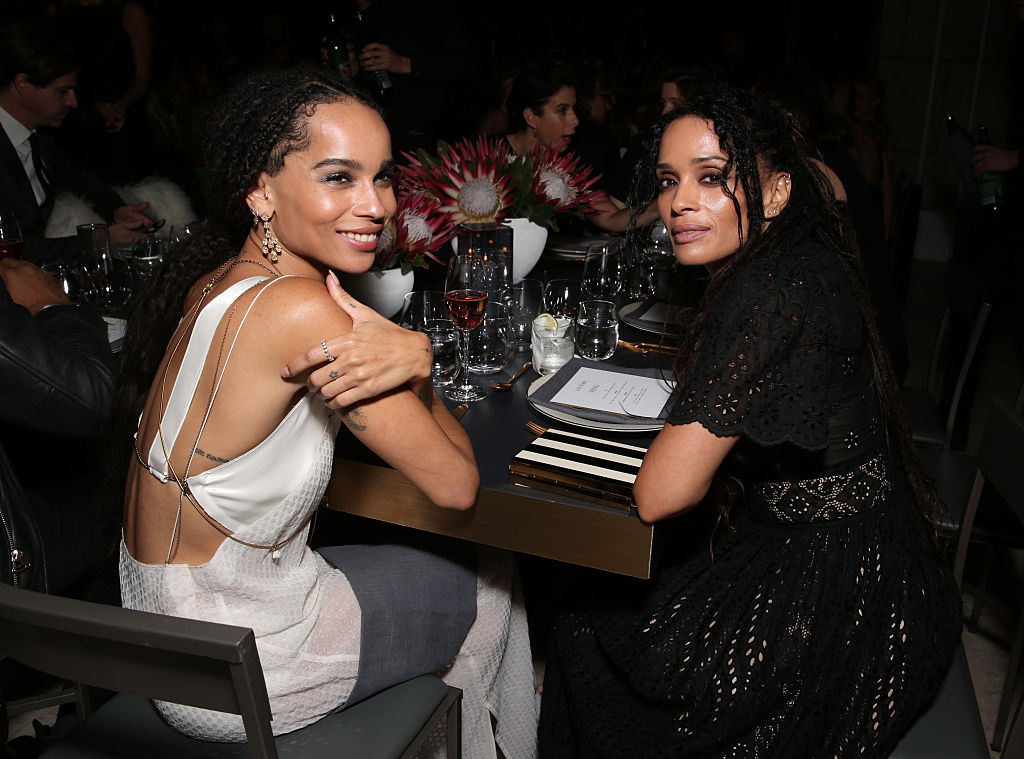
[531,312,575,375]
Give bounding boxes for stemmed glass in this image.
[444,254,490,402]
[581,242,623,300]
[0,209,23,260]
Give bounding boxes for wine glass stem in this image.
[458,328,472,389]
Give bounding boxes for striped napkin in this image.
[509,426,647,510]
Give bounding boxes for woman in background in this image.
[502,63,657,233]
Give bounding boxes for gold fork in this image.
[525,421,547,436]
[617,339,676,356]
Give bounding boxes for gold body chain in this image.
[135,257,318,561]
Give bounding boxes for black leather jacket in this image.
[0,281,116,487]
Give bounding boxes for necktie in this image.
[28,132,51,202]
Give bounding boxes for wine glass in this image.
[543,278,582,318]
[581,242,623,299]
[0,209,23,260]
[444,254,490,402]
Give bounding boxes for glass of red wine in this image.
[0,209,23,260]
[444,253,490,402]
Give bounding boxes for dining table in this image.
[326,238,681,579]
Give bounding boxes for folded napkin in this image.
[528,356,675,424]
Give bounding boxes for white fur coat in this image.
[43,176,198,238]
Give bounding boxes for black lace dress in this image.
[538,241,962,758]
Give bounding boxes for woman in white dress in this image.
[111,67,538,758]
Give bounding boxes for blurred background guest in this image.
[342,0,485,155]
[47,0,158,186]
[0,16,151,264]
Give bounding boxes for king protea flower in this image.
[375,194,454,273]
[402,137,514,225]
[527,146,604,216]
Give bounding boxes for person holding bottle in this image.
[339,0,485,154]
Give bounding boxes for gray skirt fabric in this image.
[318,540,477,706]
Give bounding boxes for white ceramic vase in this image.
[337,267,415,319]
[504,217,548,283]
[450,217,548,284]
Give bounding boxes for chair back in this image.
[974,403,1024,522]
[0,585,277,758]
[953,402,1024,582]
[889,180,921,303]
[926,267,992,449]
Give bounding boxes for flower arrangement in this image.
[373,192,454,273]
[397,136,604,235]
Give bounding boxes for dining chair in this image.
[888,644,988,759]
[946,402,1024,753]
[0,585,461,759]
[901,265,992,450]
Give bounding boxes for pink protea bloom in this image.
[404,137,514,224]
[528,145,604,215]
[375,193,453,272]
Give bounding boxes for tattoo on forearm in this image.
[328,370,339,380]
[416,382,433,408]
[195,447,229,464]
[340,406,367,432]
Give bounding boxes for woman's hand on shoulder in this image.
[281,272,432,408]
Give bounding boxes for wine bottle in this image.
[944,111,977,192]
[351,4,391,100]
[323,12,354,80]
[976,124,1006,213]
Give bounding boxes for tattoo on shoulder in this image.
[195,446,229,464]
[340,405,367,432]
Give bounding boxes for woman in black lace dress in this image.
[537,86,962,757]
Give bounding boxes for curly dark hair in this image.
[626,84,937,523]
[99,67,379,540]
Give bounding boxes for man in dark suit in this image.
[0,17,150,265]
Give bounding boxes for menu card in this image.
[550,367,673,419]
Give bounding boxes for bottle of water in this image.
[976,124,1006,213]
[352,5,391,100]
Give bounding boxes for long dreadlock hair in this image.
[626,84,937,523]
[98,68,380,542]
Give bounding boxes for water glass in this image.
[502,278,543,352]
[0,209,23,260]
[543,278,582,319]
[400,290,449,330]
[581,242,623,300]
[131,237,165,283]
[468,302,515,374]
[424,318,460,386]
[575,300,619,361]
[42,261,84,303]
[77,223,111,261]
[531,314,575,376]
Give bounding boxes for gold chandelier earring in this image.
[259,212,282,263]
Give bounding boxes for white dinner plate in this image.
[619,300,683,337]
[526,374,665,433]
[544,235,608,261]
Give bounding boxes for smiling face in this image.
[251,100,396,279]
[525,86,580,152]
[656,115,749,274]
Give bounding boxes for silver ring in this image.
[321,339,335,363]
